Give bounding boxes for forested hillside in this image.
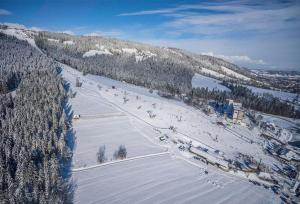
[0,34,73,203]
[192,83,300,119]
[35,32,194,94]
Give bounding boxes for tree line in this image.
[0,33,73,203]
[35,32,194,94]
[191,82,300,119]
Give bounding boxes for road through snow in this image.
[72,151,170,172]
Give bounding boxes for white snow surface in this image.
[73,154,278,204]
[221,66,251,81]
[83,49,113,57]
[244,85,298,101]
[200,67,227,79]
[192,74,230,92]
[63,40,74,45]
[122,48,137,54]
[0,28,41,52]
[47,38,59,43]
[60,63,280,203]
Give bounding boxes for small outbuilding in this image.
[73,114,81,119]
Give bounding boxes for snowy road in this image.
[72,151,170,172]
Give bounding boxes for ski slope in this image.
[192,74,230,92]
[61,63,280,203]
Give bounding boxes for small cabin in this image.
[73,114,80,119]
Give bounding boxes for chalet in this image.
[73,114,80,119]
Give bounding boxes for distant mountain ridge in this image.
[1,23,298,93]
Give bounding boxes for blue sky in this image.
[0,0,299,71]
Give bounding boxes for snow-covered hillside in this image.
[244,85,298,101]
[192,74,230,92]
[83,49,113,57]
[1,23,299,95]
[0,24,40,51]
[61,63,282,203]
[2,23,297,202]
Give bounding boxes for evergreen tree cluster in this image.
[192,83,300,118]
[35,32,194,94]
[0,34,73,203]
[0,33,57,94]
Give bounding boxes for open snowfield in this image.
[86,71,280,167]
[72,117,165,168]
[192,74,230,92]
[73,154,278,204]
[61,63,280,203]
[62,65,165,169]
[244,85,298,101]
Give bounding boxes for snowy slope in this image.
[73,154,279,204]
[221,66,251,81]
[244,85,298,101]
[192,74,230,92]
[61,63,281,203]
[83,49,113,57]
[0,27,41,52]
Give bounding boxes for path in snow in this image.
[72,151,170,172]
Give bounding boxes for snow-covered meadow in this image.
[192,74,230,91]
[73,154,278,204]
[244,85,298,102]
[61,63,280,203]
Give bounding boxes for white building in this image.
[228,100,244,124]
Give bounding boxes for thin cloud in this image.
[0,9,12,16]
[202,52,267,65]
[118,8,180,16]
[118,1,300,70]
[119,1,300,35]
[84,30,123,37]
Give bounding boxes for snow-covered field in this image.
[221,66,250,81]
[83,49,113,57]
[72,117,164,168]
[86,71,279,167]
[192,74,230,92]
[200,67,227,79]
[73,154,278,204]
[61,63,280,203]
[244,85,298,101]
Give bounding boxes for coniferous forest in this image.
[35,32,194,94]
[192,82,300,119]
[0,33,73,203]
